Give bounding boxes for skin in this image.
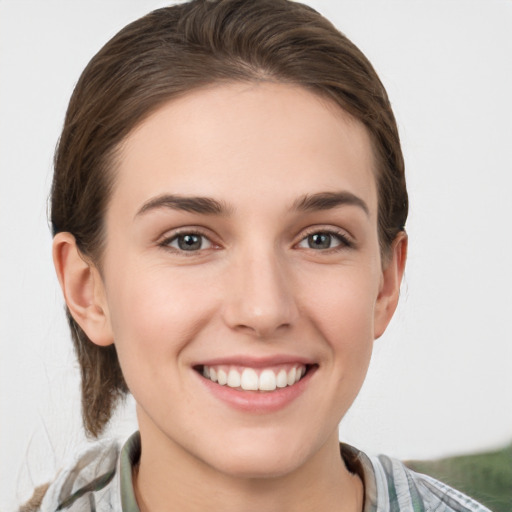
[54,82,406,511]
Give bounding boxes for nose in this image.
[222,248,298,338]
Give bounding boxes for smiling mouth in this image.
[195,364,315,392]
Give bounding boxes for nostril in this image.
[221,267,298,337]
[231,321,293,339]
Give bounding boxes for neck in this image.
[133,420,363,512]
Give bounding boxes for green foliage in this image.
[405,444,512,512]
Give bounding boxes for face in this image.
[91,82,402,478]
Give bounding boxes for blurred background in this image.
[1,1,511,509]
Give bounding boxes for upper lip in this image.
[192,354,316,368]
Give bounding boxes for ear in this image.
[52,232,114,347]
[374,232,408,339]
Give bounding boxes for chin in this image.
[201,431,315,480]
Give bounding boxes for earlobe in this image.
[374,232,408,339]
[52,232,114,347]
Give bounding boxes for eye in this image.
[296,231,351,250]
[164,232,213,252]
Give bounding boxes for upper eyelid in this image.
[293,226,355,250]
[156,225,354,247]
[158,226,217,242]
[159,231,219,256]
[296,225,354,241]
[157,229,216,251]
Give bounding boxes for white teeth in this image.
[287,367,296,386]
[240,368,259,390]
[217,369,227,385]
[227,368,241,388]
[276,369,288,388]
[202,364,308,391]
[259,369,277,391]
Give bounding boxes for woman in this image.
[25,0,489,510]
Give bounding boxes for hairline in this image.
[88,78,390,270]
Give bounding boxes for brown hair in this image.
[51,0,408,437]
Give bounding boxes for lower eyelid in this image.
[158,229,353,252]
[160,232,214,251]
[296,230,353,249]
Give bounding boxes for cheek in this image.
[299,263,379,363]
[303,264,378,325]
[104,263,220,366]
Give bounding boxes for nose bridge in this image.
[223,243,297,337]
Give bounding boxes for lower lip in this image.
[196,367,316,413]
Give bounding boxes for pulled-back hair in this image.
[51,0,408,437]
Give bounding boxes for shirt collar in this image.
[118,432,377,511]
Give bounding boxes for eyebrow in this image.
[135,190,369,219]
[293,191,369,216]
[136,194,231,218]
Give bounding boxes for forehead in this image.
[111,82,378,218]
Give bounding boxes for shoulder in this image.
[369,452,492,512]
[20,437,123,512]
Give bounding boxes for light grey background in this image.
[1,0,511,508]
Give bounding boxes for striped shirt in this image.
[36,432,491,511]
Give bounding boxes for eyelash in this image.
[295,227,354,252]
[159,229,217,255]
[158,227,354,254]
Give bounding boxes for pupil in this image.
[178,234,201,251]
[309,233,330,249]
